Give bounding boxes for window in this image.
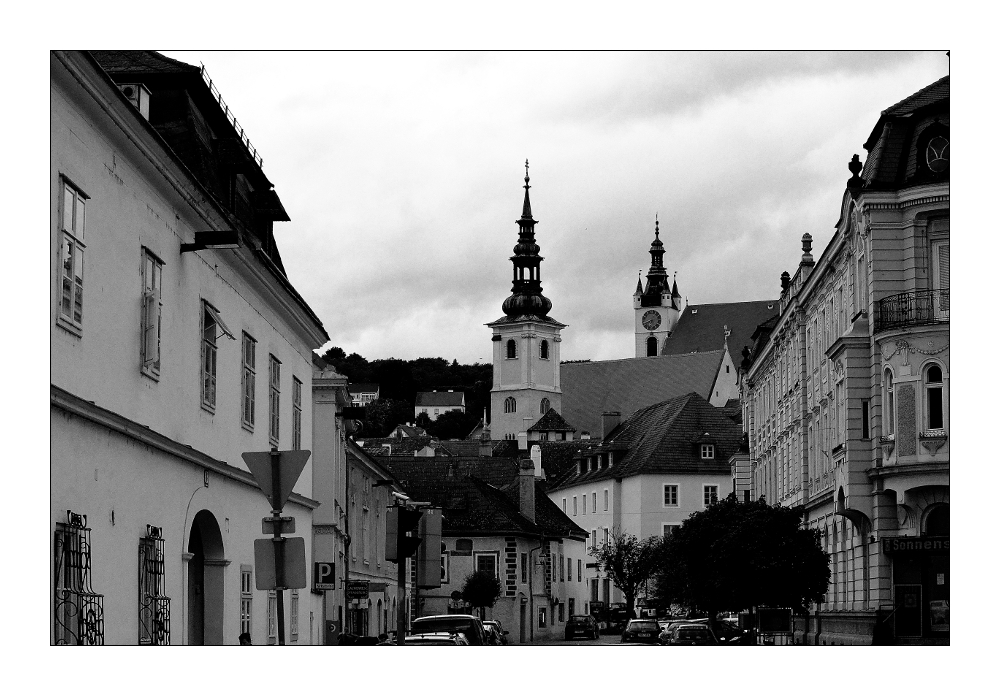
[646,336,657,357]
[475,552,500,579]
[241,333,257,429]
[140,249,163,376]
[590,578,599,602]
[504,396,517,414]
[700,444,715,459]
[592,492,597,512]
[558,603,565,623]
[57,178,87,331]
[862,399,870,439]
[269,355,281,445]
[540,397,550,414]
[361,507,369,562]
[663,485,678,506]
[138,525,170,645]
[540,340,549,359]
[290,590,299,641]
[590,529,597,550]
[455,539,473,555]
[521,552,527,583]
[572,497,578,515]
[569,598,575,615]
[925,364,945,430]
[703,485,719,506]
[267,591,277,644]
[883,369,895,436]
[582,495,587,515]
[577,559,582,582]
[292,377,303,449]
[54,511,105,645]
[561,497,567,513]
[604,489,609,511]
[538,607,547,628]
[200,302,233,410]
[506,339,518,359]
[240,567,253,638]
[560,554,565,581]
[441,543,450,584]
[603,528,610,546]
[663,524,678,538]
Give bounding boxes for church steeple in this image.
[502,160,552,319]
[640,215,669,304]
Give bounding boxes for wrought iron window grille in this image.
[54,510,105,645]
[138,525,171,645]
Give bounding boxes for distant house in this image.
[560,350,737,439]
[376,452,588,643]
[544,392,745,610]
[415,390,466,421]
[527,408,577,442]
[348,383,379,407]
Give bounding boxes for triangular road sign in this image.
[242,450,311,511]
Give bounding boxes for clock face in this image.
[642,310,661,331]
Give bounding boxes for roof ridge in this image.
[562,350,724,368]
[881,74,949,116]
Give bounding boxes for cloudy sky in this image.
[162,51,948,364]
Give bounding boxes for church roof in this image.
[560,350,725,437]
[527,408,577,433]
[661,300,778,358]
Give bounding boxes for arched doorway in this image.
[187,510,226,645]
[925,504,949,536]
[646,337,657,357]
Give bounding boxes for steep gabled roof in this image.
[528,408,576,433]
[560,351,725,437]
[661,300,778,358]
[378,456,585,539]
[548,392,744,491]
[89,50,200,74]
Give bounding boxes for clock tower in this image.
[634,216,682,356]
[488,162,566,440]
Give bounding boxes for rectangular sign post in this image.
[242,447,311,646]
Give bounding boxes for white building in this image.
[51,51,328,645]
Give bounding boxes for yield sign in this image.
[242,449,311,511]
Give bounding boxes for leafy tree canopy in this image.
[461,570,502,620]
[592,529,664,619]
[652,496,829,616]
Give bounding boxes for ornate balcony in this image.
[874,289,949,334]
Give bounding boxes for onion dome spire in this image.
[640,214,669,303]
[502,160,552,319]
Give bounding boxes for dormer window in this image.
[700,444,715,459]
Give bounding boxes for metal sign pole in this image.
[395,501,406,646]
[270,447,286,646]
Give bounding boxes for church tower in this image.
[488,162,566,440]
[634,216,682,356]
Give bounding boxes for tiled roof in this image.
[378,457,585,538]
[437,440,486,457]
[662,300,778,358]
[416,391,465,407]
[882,75,950,119]
[548,392,745,491]
[360,436,438,455]
[528,408,576,432]
[89,50,200,74]
[560,351,724,437]
[535,441,583,484]
[349,383,379,394]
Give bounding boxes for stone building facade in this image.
[741,75,949,645]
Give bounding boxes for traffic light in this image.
[385,505,423,561]
[416,508,443,588]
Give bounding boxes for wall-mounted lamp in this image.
[181,230,241,253]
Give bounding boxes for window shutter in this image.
[143,292,158,368]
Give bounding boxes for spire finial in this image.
[524,159,530,186]
[655,213,659,238]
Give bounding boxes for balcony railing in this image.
[874,289,949,333]
[199,64,264,169]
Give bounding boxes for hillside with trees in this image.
[318,347,492,437]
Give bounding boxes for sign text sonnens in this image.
[882,537,949,554]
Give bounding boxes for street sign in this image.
[254,537,307,590]
[313,561,336,590]
[346,580,370,600]
[262,516,295,535]
[242,449,311,511]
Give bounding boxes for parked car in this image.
[379,631,470,645]
[484,620,509,645]
[621,618,661,644]
[411,614,488,645]
[657,620,691,644]
[662,623,718,645]
[565,614,600,640]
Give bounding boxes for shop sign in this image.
[346,580,370,599]
[881,536,949,555]
[929,600,949,632]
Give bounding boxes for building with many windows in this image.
[415,389,466,420]
[545,392,745,612]
[51,51,328,644]
[740,75,949,645]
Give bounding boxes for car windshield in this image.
[413,619,475,634]
[628,621,658,630]
[678,627,709,636]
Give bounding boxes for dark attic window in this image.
[454,539,473,556]
[700,444,715,460]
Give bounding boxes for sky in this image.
[159,50,949,365]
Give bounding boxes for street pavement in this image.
[519,632,646,646]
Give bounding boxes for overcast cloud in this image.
[162,51,948,364]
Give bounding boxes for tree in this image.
[461,570,502,620]
[591,529,664,620]
[652,496,829,619]
[361,398,414,437]
[424,408,477,440]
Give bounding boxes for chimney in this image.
[601,412,621,439]
[479,430,492,457]
[517,431,528,453]
[518,459,535,523]
[530,444,544,480]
